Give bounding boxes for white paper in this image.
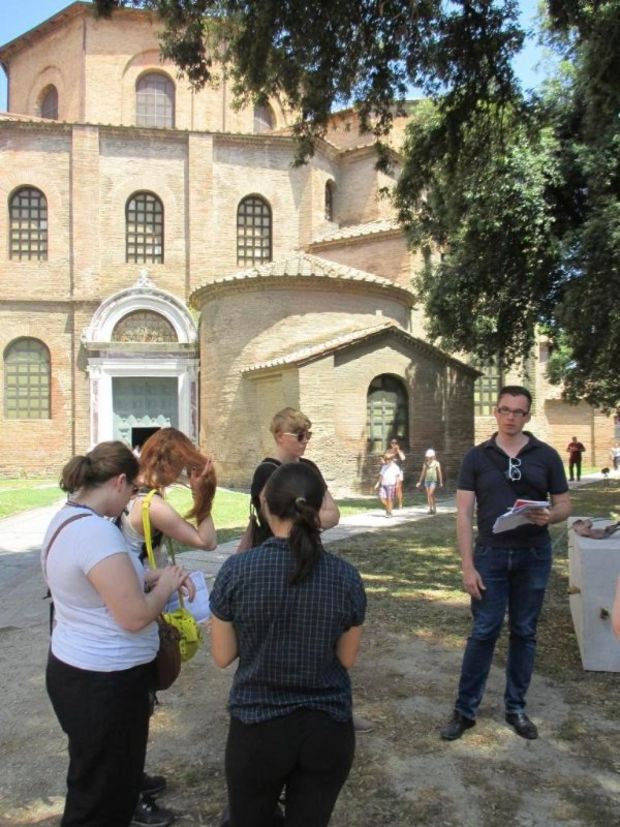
[492,500,550,534]
[165,570,211,622]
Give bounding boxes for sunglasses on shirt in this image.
[506,457,522,482]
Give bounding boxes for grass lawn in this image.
[335,477,620,685]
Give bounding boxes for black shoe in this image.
[131,795,175,827]
[440,711,475,741]
[505,712,538,740]
[141,773,167,796]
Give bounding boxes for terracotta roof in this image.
[189,252,415,308]
[242,320,478,376]
[310,219,401,246]
[0,112,51,122]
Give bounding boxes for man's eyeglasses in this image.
[506,457,522,482]
[497,406,529,418]
[283,431,312,443]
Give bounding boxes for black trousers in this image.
[46,651,153,827]
[225,709,355,827]
[568,457,582,480]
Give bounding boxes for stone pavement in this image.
[0,470,605,633]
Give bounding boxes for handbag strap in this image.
[141,489,185,608]
[43,511,91,635]
[42,512,91,581]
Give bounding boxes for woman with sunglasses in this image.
[42,442,193,826]
[236,407,339,551]
[211,461,366,827]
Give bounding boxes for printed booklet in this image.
[492,499,550,533]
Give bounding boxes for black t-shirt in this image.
[457,433,568,548]
[249,457,327,545]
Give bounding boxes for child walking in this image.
[416,449,443,514]
[375,452,402,517]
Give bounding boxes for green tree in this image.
[93,0,620,409]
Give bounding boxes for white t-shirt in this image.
[42,504,159,672]
[380,462,402,486]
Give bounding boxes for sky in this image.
[0,0,551,113]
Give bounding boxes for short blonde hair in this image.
[270,407,311,437]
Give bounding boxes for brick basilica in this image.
[0,2,612,491]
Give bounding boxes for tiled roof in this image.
[242,320,478,375]
[310,219,401,245]
[0,112,50,122]
[189,252,414,307]
[243,321,398,373]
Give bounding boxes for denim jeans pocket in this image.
[474,545,491,559]
[531,544,552,561]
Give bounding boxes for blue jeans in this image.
[455,542,552,720]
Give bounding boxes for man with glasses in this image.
[441,386,570,742]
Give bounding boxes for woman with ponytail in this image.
[210,462,366,827]
[42,442,193,826]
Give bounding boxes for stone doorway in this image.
[112,377,178,444]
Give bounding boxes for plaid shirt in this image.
[210,537,366,724]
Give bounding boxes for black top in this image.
[457,433,568,548]
[249,457,327,546]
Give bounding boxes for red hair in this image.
[139,428,216,522]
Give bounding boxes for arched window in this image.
[237,195,272,266]
[367,375,408,452]
[253,103,274,133]
[473,360,503,415]
[136,73,175,129]
[325,180,335,221]
[126,192,164,263]
[9,187,48,260]
[112,310,177,343]
[4,338,51,419]
[40,85,58,119]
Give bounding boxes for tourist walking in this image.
[416,449,443,513]
[375,452,402,517]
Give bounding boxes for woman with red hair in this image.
[120,428,217,824]
[121,427,217,557]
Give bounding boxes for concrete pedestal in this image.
[568,517,620,672]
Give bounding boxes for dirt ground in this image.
[1,598,619,827]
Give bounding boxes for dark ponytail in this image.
[263,463,324,585]
[60,441,139,494]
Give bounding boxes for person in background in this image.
[119,427,217,826]
[42,442,193,827]
[388,438,406,508]
[416,449,443,514]
[210,462,366,827]
[375,452,401,517]
[440,386,570,742]
[566,436,586,482]
[610,442,620,472]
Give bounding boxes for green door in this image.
[112,377,178,444]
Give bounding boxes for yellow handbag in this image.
[142,490,203,662]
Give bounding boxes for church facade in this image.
[0,2,612,492]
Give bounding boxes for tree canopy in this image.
[94,0,620,411]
